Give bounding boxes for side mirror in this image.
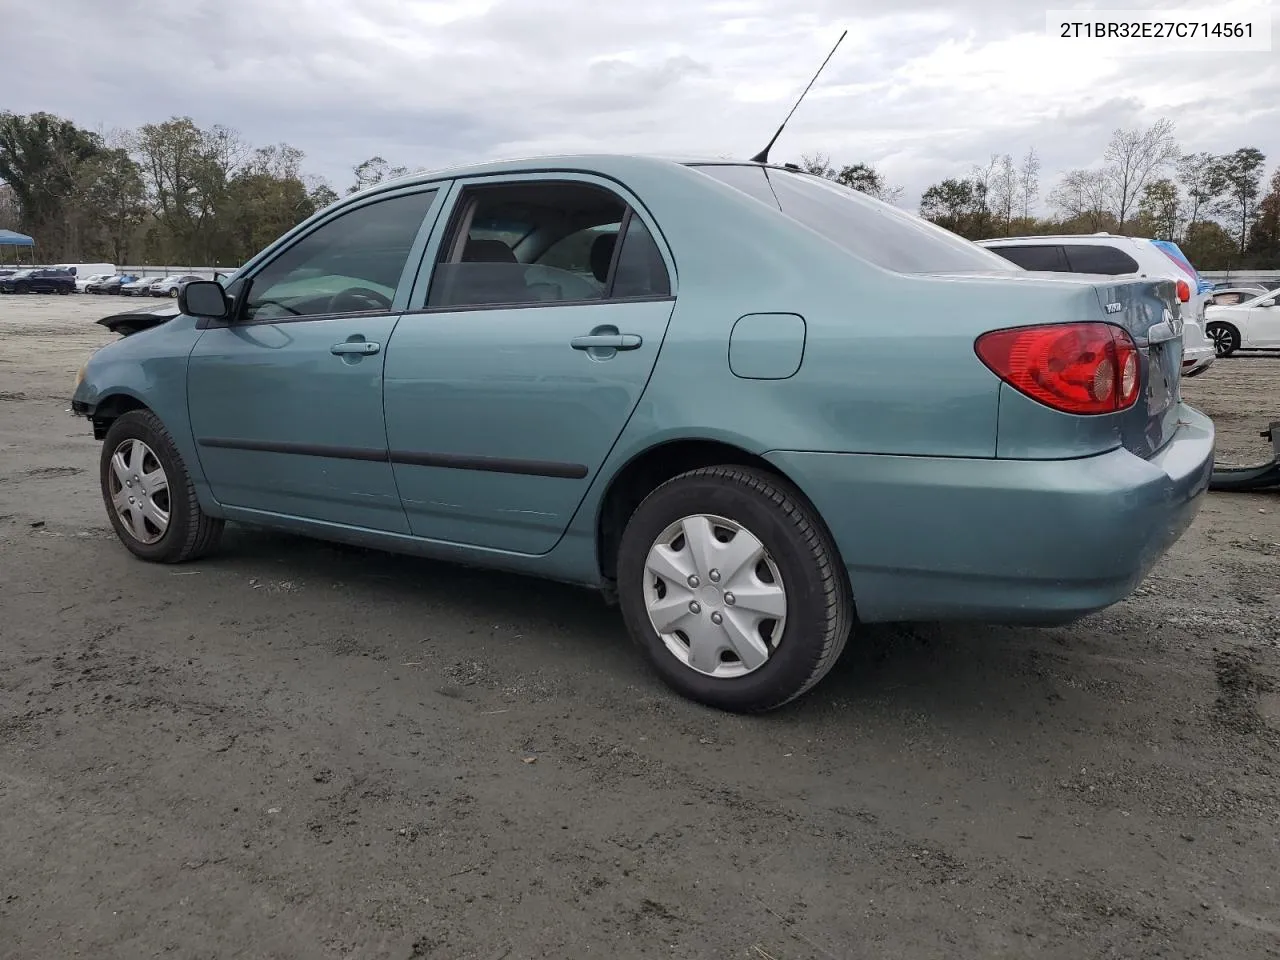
[179,280,231,320]
[1263,298,1277,308]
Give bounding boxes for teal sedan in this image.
[71,155,1214,712]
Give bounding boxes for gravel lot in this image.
[2,294,1278,960]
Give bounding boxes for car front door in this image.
[382,174,677,554]
[1244,294,1280,347]
[186,186,444,532]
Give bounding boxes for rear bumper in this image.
[766,403,1214,625]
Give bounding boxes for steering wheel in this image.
[326,286,392,314]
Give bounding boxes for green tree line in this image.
[0,111,413,265]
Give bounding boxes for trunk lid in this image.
[1091,277,1183,459]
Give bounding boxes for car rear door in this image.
[382,173,677,554]
[186,186,446,532]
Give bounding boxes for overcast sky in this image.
[9,0,1280,208]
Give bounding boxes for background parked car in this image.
[150,274,204,297]
[120,277,160,296]
[0,268,75,294]
[87,274,138,295]
[1208,286,1280,307]
[75,273,111,293]
[1211,280,1277,293]
[1204,288,1280,356]
[976,234,1216,377]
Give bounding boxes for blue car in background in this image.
[70,155,1214,712]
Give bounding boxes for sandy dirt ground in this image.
[1,294,1278,960]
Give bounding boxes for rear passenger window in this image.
[987,245,1068,272]
[1062,244,1139,275]
[610,213,671,298]
[427,180,671,309]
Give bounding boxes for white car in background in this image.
[1204,287,1280,357]
[74,273,110,293]
[976,234,1215,378]
[150,273,206,298]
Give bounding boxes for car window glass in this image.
[537,223,619,286]
[762,167,1017,274]
[243,189,436,322]
[427,181,631,309]
[986,245,1068,272]
[1061,244,1139,275]
[693,165,780,208]
[610,214,671,298]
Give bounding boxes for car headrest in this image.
[590,233,616,283]
[462,238,517,263]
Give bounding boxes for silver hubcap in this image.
[107,438,171,544]
[642,514,787,678]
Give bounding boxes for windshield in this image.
[695,164,1018,275]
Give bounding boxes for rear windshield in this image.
[694,164,1017,275]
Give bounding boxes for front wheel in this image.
[14,282,29,294]
[168,287,179,298]
[100,410,224,563]
[1206,321,1240,358]
[616,465,853,713]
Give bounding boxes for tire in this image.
[1206,321,1240,358]
[14,282,29,294]
[58,285,71,295]
[100,410,224,563]
[616,465,853,713]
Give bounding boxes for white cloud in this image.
[7,0,1279,208]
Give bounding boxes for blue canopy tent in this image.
[0,228,35,266]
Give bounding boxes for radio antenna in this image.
[749,28,847,164]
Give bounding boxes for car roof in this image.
[356,153,801,197]
[977,234,1148,248]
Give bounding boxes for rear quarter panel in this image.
[550,162,1108,571]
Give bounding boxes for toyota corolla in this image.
[71,155,1214,712]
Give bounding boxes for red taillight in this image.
[975,323,1141,415]
[1175,279,1190,302]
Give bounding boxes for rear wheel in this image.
[616,465,852,713]
[1206,321,1240,357]
[100,410,224,563]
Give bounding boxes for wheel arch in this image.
[89,392,152,441]
[594,437,840,584]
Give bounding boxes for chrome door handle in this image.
[331,341,380,355]
[570,334,642,351]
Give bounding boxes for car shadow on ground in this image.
[209,524,1107,734]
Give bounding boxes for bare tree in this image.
[1103,118,1179,232]
[1049,169,1111,231]
[967,155,1001,237]
[989,154,1018,235]
[1177,151,1221,235]
[1019,147,1040,220]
